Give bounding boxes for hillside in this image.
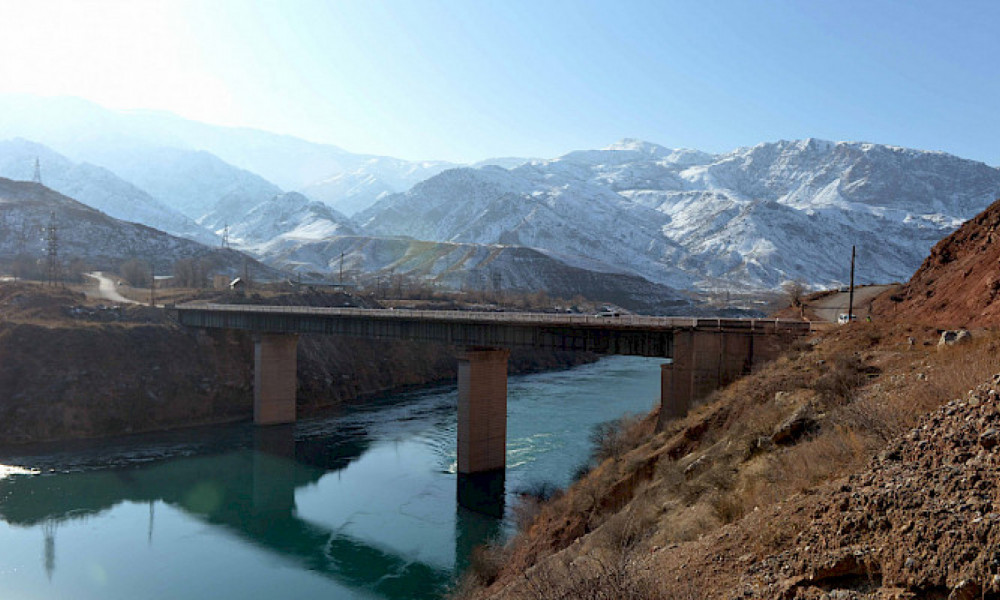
[0,139,216,244]
[261,235,691,313]
[0,178,261,275]
[873,197,1000,327]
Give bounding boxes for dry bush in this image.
[464,544,508,587]
[810,353,867,404]
[593,483,661,552]
[760,427,872,496]
[516,548,668,600]
[589,413,653,464]
[512,481,563,532]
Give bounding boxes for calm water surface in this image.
[0,356,661,599]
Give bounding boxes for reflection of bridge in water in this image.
[175,305,811,483]
[0,426,495,599]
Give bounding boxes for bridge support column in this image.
[660,330,694,428]
[457,348,509,475]
[659,331,760,429]
[254,333,299,425]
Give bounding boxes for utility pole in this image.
[339,251,344,285]
[148,256,156,307]
[848,245,856,322]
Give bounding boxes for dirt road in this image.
[84,272,143,305]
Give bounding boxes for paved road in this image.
[807,284,896,323]
[84,271,143,305]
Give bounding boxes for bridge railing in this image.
[174,303,814,333]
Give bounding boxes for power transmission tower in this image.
[45,212,61,286]
[221,224,230,249]
[32,158,42,185]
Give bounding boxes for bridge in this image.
[175,304,811,476]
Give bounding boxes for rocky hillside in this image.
[0,178,261,275]
[874,197,1000,327]
[258,235,690,313]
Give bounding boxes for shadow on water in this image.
[0,424,454,599]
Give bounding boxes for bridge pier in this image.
[456,348,510,475]
[253,333,299,425]
[659,331,780,429]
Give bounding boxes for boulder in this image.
[772,403,818,445]
[938,329,972,347]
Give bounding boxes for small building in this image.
[229,277,245,292]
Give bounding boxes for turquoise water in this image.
[0,356,661,599]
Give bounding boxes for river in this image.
[0,356,662,599]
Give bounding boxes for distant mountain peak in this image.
[604,138,671,155]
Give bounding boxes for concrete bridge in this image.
[175,304,811,476]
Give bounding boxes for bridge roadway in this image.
[175,303,811,480]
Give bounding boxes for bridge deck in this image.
[174,303,812,358]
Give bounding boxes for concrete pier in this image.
[253,333,299,425]
[659,330,781,429]
[456,349,510,475]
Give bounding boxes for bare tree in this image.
[120,259,150,287]
[781,280,806,311]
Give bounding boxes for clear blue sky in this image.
[1,0,998,164]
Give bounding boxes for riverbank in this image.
[0,282,597,444]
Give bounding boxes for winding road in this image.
[84,271,143,305]
[807,284,896,323]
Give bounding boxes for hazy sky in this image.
[1,0,998,164]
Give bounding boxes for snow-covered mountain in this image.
[0,178,262,274]
[358,138,1000,290]
[220,192,356,248]
[299,157,455,216]
[0,139,217,245]
[75,144,284,223]
[0,95,539,218]
[358,162,694,288]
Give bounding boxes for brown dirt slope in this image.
[669,375,1000,599]
[873,197,1000,327]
